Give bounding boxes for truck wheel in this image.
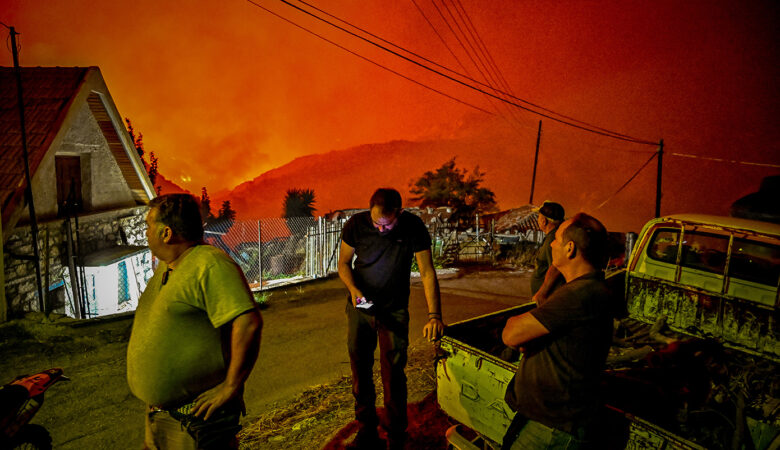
[11,424,52,450]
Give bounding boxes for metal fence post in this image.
[258,220,263,291]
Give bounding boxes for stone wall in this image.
[3,205,149,316]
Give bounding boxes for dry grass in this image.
[239,340,451,449]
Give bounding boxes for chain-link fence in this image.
[203,217,344,290]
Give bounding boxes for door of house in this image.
[55,155,82,215]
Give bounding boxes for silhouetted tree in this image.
[125,118,144,159]
[218,200,237,222]
[200,187,216,223]
[410,158,497,226]
[282,188,316,218]
[125,118,160,188]
[148,152,159,185]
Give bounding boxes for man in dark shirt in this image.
[338,188,444,449]
[530,201,566,304]
[502,212,612,449]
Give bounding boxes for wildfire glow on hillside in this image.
[3,0,778,231]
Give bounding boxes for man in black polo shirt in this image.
[502,213,613,449]
[338,188,444,449]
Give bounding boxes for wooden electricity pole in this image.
[655,139,664,218]
[10,26,45,312]
[529,120,542,204]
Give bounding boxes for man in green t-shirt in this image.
[127,194,262,449]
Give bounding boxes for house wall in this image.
[3,205,150,316]
[29,102,137,221]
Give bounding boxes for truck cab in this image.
[627,214,780,361]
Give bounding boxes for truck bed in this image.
[436,301,780,449]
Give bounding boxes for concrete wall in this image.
[29,102,136,221]
[3,205,149,317]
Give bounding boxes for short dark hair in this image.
[369,188,402,215]
[148,194,204,243]
[563,212,608,268]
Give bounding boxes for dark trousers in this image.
[346,303,409,437]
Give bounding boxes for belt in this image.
[149,401,196,422]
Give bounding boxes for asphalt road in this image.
[242,268,532,422]
[12,267,532,449]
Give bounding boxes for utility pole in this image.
[655,139,664,218]
[10,26,45,312]
[529,120,542,204]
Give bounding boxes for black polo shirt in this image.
[341,210,431,311]
[505,271,613,434]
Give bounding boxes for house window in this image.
[56,155,83,215]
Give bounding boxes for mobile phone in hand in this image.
[355,296,374,309]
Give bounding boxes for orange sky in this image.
[3,0,779,228]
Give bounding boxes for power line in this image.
[242,0,494,115]
[438,0,531,137]
[593,152,658,211]
[431,0,524,127]
[669,152,780,169]
[420,0,528,134]
[266,0,658,145]
[296,0,651,143]
[303,0,515,126]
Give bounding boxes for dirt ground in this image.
[0,266,531,449]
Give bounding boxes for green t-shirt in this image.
[127,245,256,407]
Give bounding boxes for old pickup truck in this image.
[437,214,780,449]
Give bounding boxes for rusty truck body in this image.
[437,214,780,449]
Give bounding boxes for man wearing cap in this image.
[530,201,565,304]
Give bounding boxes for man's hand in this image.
[423,317,444,341]
[349,289,365,308]
[532,291,547,306]
[192,381,239,420]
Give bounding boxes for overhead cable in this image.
[417,0,529,134]
[431,0,522,125]
[269,0,658,145]
[593,152,658,211]
[669,152,780,169]
[243,0,494,115]
[298,0,651,143]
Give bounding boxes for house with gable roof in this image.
[1,66,156,321]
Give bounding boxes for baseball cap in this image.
[534,201,565,222]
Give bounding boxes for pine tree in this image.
[218,200,237,222]
[148,152,159,185]
[200,187,215,222]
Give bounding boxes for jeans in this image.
[144,406,240,450]
[346,303,409,438]
[509,420,587,450]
